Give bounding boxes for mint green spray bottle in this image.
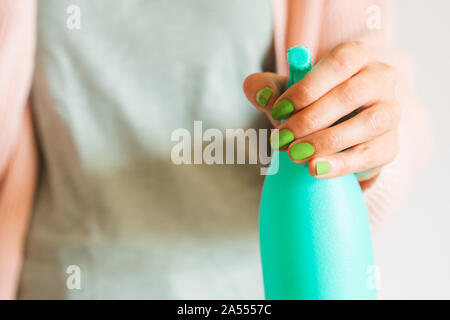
[259,46,377,300]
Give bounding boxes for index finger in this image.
[270,41,372,121]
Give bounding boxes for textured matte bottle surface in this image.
[260,151,377,299]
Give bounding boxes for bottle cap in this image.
[287,46,312,70]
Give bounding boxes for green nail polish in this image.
[271,129,294,150]
[256,87,272,107]
[271,99,294,120]
[316,161,330,176]
[290,142,315,160]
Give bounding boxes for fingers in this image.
[281,101,400,162]
[277,62,397,138]
[243,72,287,112]
[270,42,372,120]
[307,130,399,179]
[243,42,401,180]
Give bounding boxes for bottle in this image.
[259,46,377,300]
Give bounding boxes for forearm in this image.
[0,0,37,299]
[0,107,38,299]
[0,0,37,176]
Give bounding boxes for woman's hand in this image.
[243,41,401,182]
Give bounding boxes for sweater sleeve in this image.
[277,0,431,229]
[317,0,431,229]
[0,0,37,299]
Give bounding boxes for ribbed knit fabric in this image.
[0,0,430,298]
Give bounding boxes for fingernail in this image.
[270,129,294,150]
[271,99,294,120]
[290,142,315,160]
[256,87,273,107]
[316,161,330,176]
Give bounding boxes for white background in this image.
[374,0,450,299]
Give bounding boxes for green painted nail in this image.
[271,129,294,150]
[256,87,272,107]
[316,161,330,176]
[271,99,294,120]
[290,142,315,160]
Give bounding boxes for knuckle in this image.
[329,41,370,73]
[358,144,374,169]
[380,63,397,84]
[351,41,370,57]
[330,44,354,72]
[325,132,343,151]
[341,78,364,105]
[367,108,390,134]
[294,82,315,105]
[337,154,350,171]
[297,111,320,132]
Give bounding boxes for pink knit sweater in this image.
[0,0,430,299]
